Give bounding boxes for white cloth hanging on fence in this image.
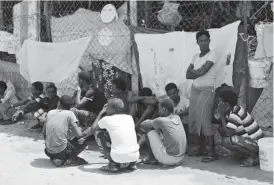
[254,23,273,59]
[17,36,91,83]
[135,21,240,97]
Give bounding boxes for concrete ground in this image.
[0,117,273,185]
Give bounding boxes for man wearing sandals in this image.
[44,95,89,167]
[217,90,263,167]
[139,98,187,166]
[79,98,139,172]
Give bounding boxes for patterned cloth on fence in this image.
[87,60,131,100]
[70,108,97,128]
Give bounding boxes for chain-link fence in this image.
[0,1,272,130]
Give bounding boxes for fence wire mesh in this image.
[0,1,272,130]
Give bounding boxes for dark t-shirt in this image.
[114,91,129,113]
[84,90,107,115]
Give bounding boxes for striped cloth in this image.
[226,105,263,141]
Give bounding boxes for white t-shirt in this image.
[45,110,78,154]
[98,114,140,163]
[191,50,218,87]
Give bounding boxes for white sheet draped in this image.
[17,37,91,83]
[135,21,240,97]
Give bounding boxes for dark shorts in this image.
[45,137,90,161]
[222,135,259,156]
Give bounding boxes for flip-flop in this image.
[52,158,66,167]
[201,155,218,163]
[239,157,259,167]
[126,162,137,171]
[142,158,158,165]
[100,163,120,173]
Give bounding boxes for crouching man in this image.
[140,98,187,166]
[217,90,263,167]
[44,95,91,167]
[79,98,140,173]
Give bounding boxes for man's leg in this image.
[222,136,259,167]
[96,130,124,172]
[65,136,93,165]
[44,148,68,167]
[144,132,158,163]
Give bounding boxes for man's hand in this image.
[99,104,107,115]
[78,137,86,145]
[218,102,226,116]
[76,86,81,93]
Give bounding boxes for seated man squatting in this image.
[0,81,19,125]
[44,95,92,167]
[165,83,189,141]
[217,90,264,167]
[139,98,187,166]
[11,82,50,129]
[79,98,140,173]
[72,71,107,148]
[30,84,60,130]
[130,87,159,147]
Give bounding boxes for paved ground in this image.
[0,118,273,185]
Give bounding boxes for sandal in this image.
[52,158,66,167]
[142,158,158,165]
[239,157,259,167]
[201,155,218,163]
[126,162,137,171]
[100,163,120,173]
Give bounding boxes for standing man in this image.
[186,30,219,162]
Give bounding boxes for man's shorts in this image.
[147,130,184,165]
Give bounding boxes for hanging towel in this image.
[17,36,91,83]
[135,32,186,97]
[254,23,273,59]
[135,21,240,97]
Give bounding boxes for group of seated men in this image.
[0,71,264,172]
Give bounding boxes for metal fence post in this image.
[243,1,250,111]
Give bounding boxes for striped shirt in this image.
[28,94,48,122]
[226,105,263,141]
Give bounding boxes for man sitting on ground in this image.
[44,95,90,167]
[11,82,49,129]
[0,81,19,125]
[111,78,132,114]
[30,84,61,130]
[79,98,140,173]
[140,98,187,166]
[165,83,189,139]
[45,84,60,111]
[217,90,264,167]
[132,87,158,127]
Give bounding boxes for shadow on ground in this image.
[1,119,273,184]
[30,158,56,169]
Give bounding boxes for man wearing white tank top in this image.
[186,30,218,162]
